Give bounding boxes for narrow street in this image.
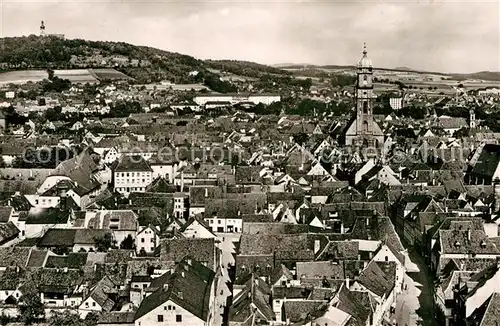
[213,234,238,326]
[405,247,440,326]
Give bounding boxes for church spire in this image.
[358,43,372,68]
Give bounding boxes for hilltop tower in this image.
[344,44,384,154]
[40,20,46,36]
[469,109,476,129]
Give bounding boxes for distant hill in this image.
[0,35,289,85]
[276,62,500,82]
[451,71,500,82]
[394,66,417,72]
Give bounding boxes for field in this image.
[54,69,98,83]
[0,70,48,85]
[90,68,132,81]
[0,68,130,86]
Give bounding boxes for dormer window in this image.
[454,241,461,248]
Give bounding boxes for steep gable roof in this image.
[135,257,215,321]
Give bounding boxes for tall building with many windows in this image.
[113,155,153,195]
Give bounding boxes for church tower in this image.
[344,44,384,151]
[40,21,46,36]
[469,109,476,128]
[355,44,376,139]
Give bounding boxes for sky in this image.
[1,0,499,73]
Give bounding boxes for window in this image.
[92,302,96,307]
[176,315,182,322]
[157,315,164,322]
[141,238,145,243]
[218,220,221,225]
[363,101,368,114]
[363,75,367,81]
[385,256,389,262]
[151,238,154,243]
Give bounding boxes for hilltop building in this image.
[40,20,65,39]
[344,45,384,154]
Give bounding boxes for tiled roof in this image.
[229,274,275,323]
[38,229,77,247]
[438,229,500,255]
[470,144,500,179]
[334,284,370,326]
[316,241,359,261]
[52,152,101,193]
[45,253,88,269]
[114,155,152,172]
[25,207,71,225]
[282,300,326,323]
[75,229,110,244]
[29,268,84,294]
[87,275,117,312]
[135,257,215,321]
[98,312,135,324]
[102,210,138,231]
[26,249,48,268]
[296,261,344,280]
[204,196,267,217]
[357,261,396,298]
[160,238,215,269]
[273,286,311,299]
[0,267,23,291]
[239,233,311,256]
[468,292,500,326]
[0,206,12,223]
[0,222,19,243]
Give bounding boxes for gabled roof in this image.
[114,155,152,172]
[0,222,19,243]
[0,206,13,223]
[467,292,500,326]
[160,238,215,269]
[229,273,275,323]
[86,275,117,312]
[357,260,396,298]
[0,247,30,269]
[45,252,88,269]
[333,284,370,326]
[25,207,71,225]
[135,257,215,321]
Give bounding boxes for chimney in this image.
[204,188,208,198]
[366,217,370,226]
[345,277,350,289]
[187,258,192,265]
[181,271,185,277]
[163,284,169,291]
[467,229,471,241]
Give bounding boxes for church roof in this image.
[345,118,384,137]
[358,44,372,68]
